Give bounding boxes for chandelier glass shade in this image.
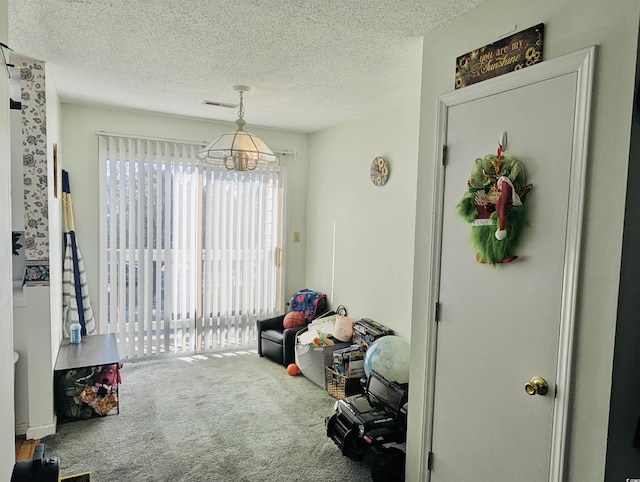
[199,86,278,171]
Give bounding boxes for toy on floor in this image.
[94,363,122,394]
[325,370,408,481]
[79,363,122,416]
[55,367,95,420]
[287,363,299,376]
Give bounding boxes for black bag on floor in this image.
[11,443,59,482]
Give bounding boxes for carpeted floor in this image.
[41,351,374,481]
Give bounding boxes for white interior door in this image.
[427,48,595,481]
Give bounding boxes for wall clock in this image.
[370,156,390,186]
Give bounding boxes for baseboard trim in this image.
[15,422,28,436]
[26,417,57,439]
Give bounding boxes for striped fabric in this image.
[62,170,96,337]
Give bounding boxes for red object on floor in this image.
[287,363,299,376]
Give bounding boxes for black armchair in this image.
[257,290,328,366]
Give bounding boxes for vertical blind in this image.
[98,133,283,359]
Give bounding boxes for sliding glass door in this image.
[98,134,284,359]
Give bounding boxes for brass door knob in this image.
[524,376,548,396]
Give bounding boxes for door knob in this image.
[524,376,548,396]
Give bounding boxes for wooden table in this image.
[55,333,120,371]
[54,333,121,420]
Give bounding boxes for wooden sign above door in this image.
[455,23,544,89]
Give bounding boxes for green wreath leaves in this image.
[456,153,532,265]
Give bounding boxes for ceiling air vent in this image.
[202,100,238,108]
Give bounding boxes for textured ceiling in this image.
[7,0,485,133]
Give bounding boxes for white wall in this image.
[0,0,16,477]
[23,285,56,439]
[8,58,62,440]
[407,1,640,481]
[60,104,311,325]
[46,65,63,370]
[306,99,420,338]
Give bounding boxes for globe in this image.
[363,335,410,384]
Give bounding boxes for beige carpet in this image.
[41,351,374,481]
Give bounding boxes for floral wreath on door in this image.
[456,146,532,265]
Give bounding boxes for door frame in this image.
[420,46,596,481]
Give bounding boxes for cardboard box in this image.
[352,318,393,349]
[331,344,366,377]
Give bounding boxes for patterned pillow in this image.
[289,289,327,320]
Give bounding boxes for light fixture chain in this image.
[238,91,245,120]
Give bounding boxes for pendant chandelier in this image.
[199,85,279,171]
